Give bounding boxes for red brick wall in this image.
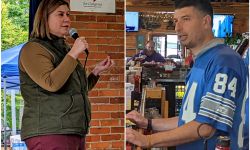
[68,1,124,149]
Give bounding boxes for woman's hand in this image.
[68,37,88,59]
[92,56,114,76]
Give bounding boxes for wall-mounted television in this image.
[126,12,139,32]
[212,14,234,38]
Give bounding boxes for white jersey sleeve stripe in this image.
[200,99,234,120]
[198,109,233,127]
[201,97,235,119]
[206,92,236,109]
[200,105,233,122]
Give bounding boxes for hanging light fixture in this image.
[140,12,174,30]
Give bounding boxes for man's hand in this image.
[126,128,149,148]
[126,110,148,129]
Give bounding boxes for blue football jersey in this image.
[177,44,248,150]
[243,48,249,150]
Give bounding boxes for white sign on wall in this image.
[70,0,116,13]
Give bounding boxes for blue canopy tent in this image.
[1,43,25,90]
[1,43,25,149]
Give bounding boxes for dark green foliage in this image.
[1,0,29,50]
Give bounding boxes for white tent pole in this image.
[3,78,7,150]
[11,90,16,135]
[19,99,24,131]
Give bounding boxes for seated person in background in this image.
[127,40,166,65]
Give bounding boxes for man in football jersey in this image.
[126,0,248,149]
[242,47,249,150]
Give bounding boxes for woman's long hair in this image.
[30,0,69,39]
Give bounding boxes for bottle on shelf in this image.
[134,70,141,93]
[215,136,230,150]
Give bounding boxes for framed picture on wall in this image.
[136,35,145,50]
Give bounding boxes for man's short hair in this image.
[175,0,213,26]
[145,40,155,46]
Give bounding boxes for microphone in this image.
[69,28,89,55]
